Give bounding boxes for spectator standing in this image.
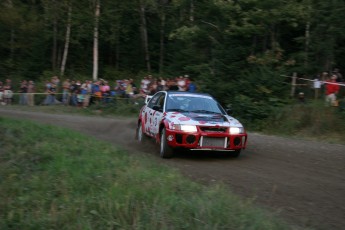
[177,76,186,91]
[332,68,343,82]
[130,79,139,96]
[114,80,125,97]
[51,76,60,92]
[125,79,134,98]
[168,79,179,91]
[69,80,79,106]
[313,77,321,99]
[130,78,137,89]
[156,80,164,91]
[43,82,58,105]
[325,74,340,106]
[62,79,71,105]
[148,79,158,95]
[187,78,197,92]
[166,78,172,89]
[140,76,150,94]
[19,80,28,105]
[184,75,191,89]
[91,80,102,104]
[27,80,35,106]
[147,75,153,87]
[3,79,13,105]
[0,81,4,105]
[43,80,52,105]
[321,72,328,82]
[100,81,110,103]
[81,80,92,108]
[298,92,305,104]
[159,77,166,90]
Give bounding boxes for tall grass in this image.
[0,117,289,230]
[261,100,345,143]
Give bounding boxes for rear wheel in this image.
[160,128,174,158]
[136,121,148,143]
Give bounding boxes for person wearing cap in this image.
[325,74,340,106]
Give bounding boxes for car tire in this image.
[137,121,148,143]
[160,128,174,158]
[231,149,241,158]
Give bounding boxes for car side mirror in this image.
[152,105,163,112]
[145,96,153,104]
[226,108,233,115]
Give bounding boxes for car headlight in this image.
[229,127,244,134]
[172,124,197,132]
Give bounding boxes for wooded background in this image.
[1,0,344,121]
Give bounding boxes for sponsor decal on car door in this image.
[146,107,155,136]
[144,108,161,137]
[152,110,163,135]
[144,92,165,137]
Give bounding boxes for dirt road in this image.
[1,107,344,230]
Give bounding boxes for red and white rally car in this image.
[136,91,248,158]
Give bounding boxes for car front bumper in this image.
[164,129,247,151]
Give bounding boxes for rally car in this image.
[136,91,247,158]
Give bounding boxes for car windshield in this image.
[166,94,225,114]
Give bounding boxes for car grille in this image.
[199,126,227,133]
[200,136,227,148]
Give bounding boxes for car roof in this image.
[164,91,212,98]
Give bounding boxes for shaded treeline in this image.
[1,0,344,121]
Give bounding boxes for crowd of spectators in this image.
[1,70,344,108]
[0,74,197,107]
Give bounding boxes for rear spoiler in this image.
[145,95,153,104]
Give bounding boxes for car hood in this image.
[165,111,243,127]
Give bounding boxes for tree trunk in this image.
[93,0,100,81]
[139,0,151,73]
[115,28,120,70]
[251,35,257,56]
[304,21,310,68]
[270,24,276,51]
[5,0,15,64]
[52,0,58,71]
[60,4,72,77]
[159,12,166,74]
[189,0,194,22]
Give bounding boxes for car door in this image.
[144,92,165,137]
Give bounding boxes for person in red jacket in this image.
[325,74,340,106]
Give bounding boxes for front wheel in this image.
[160,128,174,158]
[231,149,241,158]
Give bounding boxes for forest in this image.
[1,0,345,122]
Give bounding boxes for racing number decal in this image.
[151,111,163,135]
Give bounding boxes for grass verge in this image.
[0,117,289,230]
[261,101,345,144]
